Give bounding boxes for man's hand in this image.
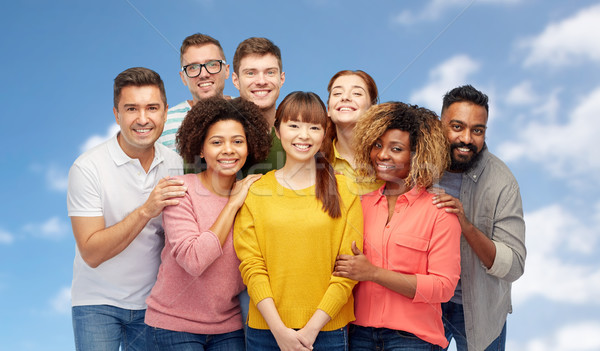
[432,192,468,227]
[139,177,187,219]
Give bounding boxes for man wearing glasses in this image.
[158,33,230,152]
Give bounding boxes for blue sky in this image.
[2,0,600,350]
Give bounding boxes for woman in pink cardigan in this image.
[334,102,461,350]
[144,97,271,350]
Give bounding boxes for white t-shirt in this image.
[67,134,183,309]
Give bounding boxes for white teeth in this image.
[377,164,393,169]
[135,128,151,133]
[253,90,268,97]
[339,107,353,112]
[458,147,471,152]
[199,82,213,87]
[219,160,236,164]
[294,144,310,150]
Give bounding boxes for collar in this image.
[108,133,164,169]
[332,139,344,161]
[463,144,490,183]
[372,184,425,206]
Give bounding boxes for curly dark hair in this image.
[176,97,272,171]
[354,102,449,189]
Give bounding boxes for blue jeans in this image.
[349,325,441,351]
[441,301,506,351]
[246,326,348,351]
[72,305,147,351]
[146,327,244,351]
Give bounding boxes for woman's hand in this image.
[227,174,262,210]
[333,241,378,281]
[271,326,312,351]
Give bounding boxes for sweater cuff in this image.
[249,280,274,304]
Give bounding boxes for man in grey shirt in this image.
[432,85,526,351]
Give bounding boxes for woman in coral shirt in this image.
[334,102,461,350]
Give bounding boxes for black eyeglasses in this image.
[181,60,225,78]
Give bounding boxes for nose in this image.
[459,129,472,145]
[223,141,234,153]
[137,110,149,125]
[256,72,267,85]
[376,147,389,160]
[299,125,310,139]
[342,90,352,101]
[198,65,211,79]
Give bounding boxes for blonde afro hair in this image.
[353,102,449,189]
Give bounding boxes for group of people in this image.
[67,33,526,351]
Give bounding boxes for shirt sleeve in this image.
[317,192,364,319]
[485,183,526,282]
[162,187,223,277]
[234,200,274,304]
[413,210,462,304]
[67,162,103,217]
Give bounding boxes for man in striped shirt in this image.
[158,33,231,152]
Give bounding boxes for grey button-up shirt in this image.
[457,145,526,350]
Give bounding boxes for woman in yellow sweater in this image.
[234,91,364,351]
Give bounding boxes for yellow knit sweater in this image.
[234,171,363,331]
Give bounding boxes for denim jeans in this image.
[146,327,244,351]
[246,326,348,351]
[441,301,507,351]
[72,305,147,351]
[349,325,441,351]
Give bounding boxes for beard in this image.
[448,142,482,172]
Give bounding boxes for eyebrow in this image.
[208,134,246,139]
[332,85,366,91]
[448,119,486,128]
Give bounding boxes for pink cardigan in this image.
[145,174,245,334]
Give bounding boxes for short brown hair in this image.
[176,97,271,171]
[233,37,282,74]
[113,67,166,109]
[354,102,449,189]
[179,33,226,65]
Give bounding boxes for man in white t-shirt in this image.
[67,67,185,351]
[157,33,231,152]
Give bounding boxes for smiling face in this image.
[232,54,285,112]
[327,74,372,130]
[180,44,230,103]
[113,85,167,158]
[276,118,325,164]
[441,101,488,172]
[370,129,412,184]
[201,119,248,178]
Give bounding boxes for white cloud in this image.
[0,229,14,245]
[46,165,69,192]
[23,217,70,240]
[498,85,600,179]
[513,204,600,306]
[520,4,600,67]
[392,0,521,25]
[505,81,538,106]
[81,123,119,153]
[508,321,600,351]
[50,286,71,315]
[410,54,481,111]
